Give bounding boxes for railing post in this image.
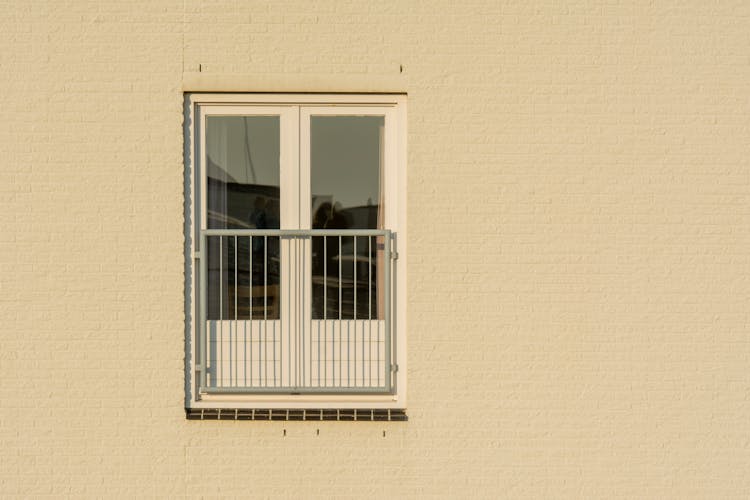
[384,230,392,392]
[199,231,208,391]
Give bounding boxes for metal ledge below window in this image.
[186,408,407,421]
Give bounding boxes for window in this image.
[185,94,406,411]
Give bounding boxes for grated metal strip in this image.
[186,408,407,421]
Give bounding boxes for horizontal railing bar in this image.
[202,229,390,237]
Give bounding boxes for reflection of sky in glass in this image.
[204,114,383,229]
[311,116,382,211]
[205,116,281,230]
[206,116,280,186]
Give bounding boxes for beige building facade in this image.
[2,1,750,497]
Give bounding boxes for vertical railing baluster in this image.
[376,235,380,387]
[338,235,342,387]
[304,237,310,388]
[263,235,267,387]
[272,236,276,387]
[287,237,291,388]
[233,235,237,387]
[244,236,248,387]
[253,234,256,386]
[354,236,357,386]
[279,236,282,386]
[298,237,302,388]
[367,235,371,387]
[317,237,321,387]
[323,237,327,387]
[219,235,223,387]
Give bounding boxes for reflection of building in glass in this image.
[311,201,382,320]
[207,175,280,229]
[206,176,280,320]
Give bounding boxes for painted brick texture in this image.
[1,1,749,498]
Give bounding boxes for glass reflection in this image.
[310,116,385,320]
[205,116,280,320]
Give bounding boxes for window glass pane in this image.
[206,116,280,320]
[206,116,280,230]
[310,116,384,320]
[310,116,383,230]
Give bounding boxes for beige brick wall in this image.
[2,1,749,497]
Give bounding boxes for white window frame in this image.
[185,93,407,409]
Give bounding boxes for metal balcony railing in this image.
[195,229,394,395]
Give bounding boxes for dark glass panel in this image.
[310,116,384,320]
[206,116,280,320]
